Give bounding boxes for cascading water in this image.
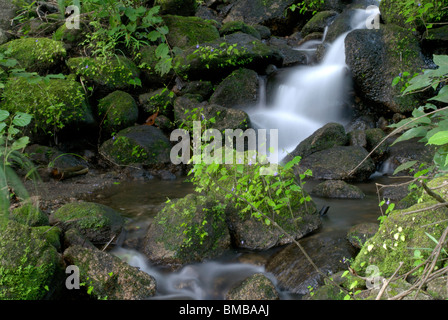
[245,6,381,162]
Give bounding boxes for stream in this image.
[88,5,386,300]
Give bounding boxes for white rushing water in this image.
[246,6,381,162]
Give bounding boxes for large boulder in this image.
[345,24,429,114]
[351,200,448,277]
[50,202,125,245]
[311,180,365,199]
[142,193,231,267]
[173,32,283,81]
[296,146,376,182]
[266,235,355,295]
[209,68,259,109]
[63,245,156,299]
[1,76,94,135]
[99,125,172,166]
[163,15,220,49]
[301,10,338,38]
[0,221,64,300]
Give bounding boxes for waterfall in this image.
[245,6,381,162]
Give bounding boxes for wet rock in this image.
[226,203,321,250]
[173,79,214,99]
[346,222,379,249]
[142,193,231,267]
[0,221,65,299]
[63,228,97,250]
[312,180,365,199]
[97,91,139,136]
[267,37,308,67]
[226,273,279,300]
[26,144,89,169]
[345,25,429,114]
[365,128,388,163]
[283,122,349,163]
[296,146,376,182]
[381,183,410,202]
[50,201,125,245]
[210,68,259,109]
[63,245,156,299]
[99,125,172,167]
[265,235,355,295]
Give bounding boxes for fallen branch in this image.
[376,262,403,300]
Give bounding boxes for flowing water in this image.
[245,7,381,162]
[90,5,387,300]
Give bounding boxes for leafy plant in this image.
[287,0,324,15]
[0,109,34,220]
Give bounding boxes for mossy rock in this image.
[142,193,231,267]
[155,0,197,16]
[138,45,174,86]
[34,225,62,252]
[226,273,279,300]
[351,200,448,278]
[98,90,139,136]
[300,10,338,37]
[138,88,175,117]
[210,68,259,109]
[365,128,388,162]
[63,245,157,300]
[0,37,65,73]
[1,76,93,134]
[173,32,283,81]
[346,222,379,249]
[163,15,220,49]
[66,55,140,91]
[0,221,64,300]
[99,125,172,166]
[50,202,124,245]
[9,203,49,227]
[220,21,261,39]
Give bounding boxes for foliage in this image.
[0,109,34,220]
[287,0,324,15]
[397,0,448,34]
[192,42,253,70]
[78,0,172,76]
[390,55,448,173]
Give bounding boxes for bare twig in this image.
[376,262,404,300]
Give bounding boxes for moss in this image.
[148,193,230,264]
[10,203,49,227]
[220,21,261,39]
[53,202,123,232]
[163,15,220,49]
[155,0,197,16]
[34,226,62,251]
[1,76,91,134]
[0,37,65,73]
[352,200,448,277]
[52,23,84,43]
[0,221,63,300]
[98,90,138,136]
[66,55,140,90]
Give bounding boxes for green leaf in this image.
[155,43,169,59]
[11,136,29,151]
[433,55,448,67]
[429,86,448,103]
[0,110,10,122]
[393,161,417,175]
[391,127,428,146]
[12,112,32,127]
[428,131,448,146]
